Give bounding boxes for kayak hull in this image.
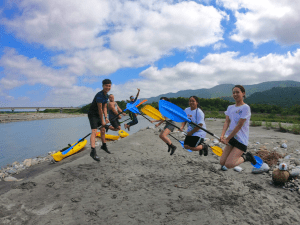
[96,132,120,140]
[52,139,87,162]
[119,130,129,138]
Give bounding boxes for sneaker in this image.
[104,125,109,132]
[90,148,100,162]
[170,145,177,156]
[202,144,208,156]
[243,152,257,165]
[101,145,111,154]
[221,165,228,171]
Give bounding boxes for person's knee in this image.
[184,145,189,149]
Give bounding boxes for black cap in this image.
[102,79,112,85]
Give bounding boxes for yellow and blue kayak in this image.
[96,132,120,140]
[119,130,129,138]
[52,139,87,162]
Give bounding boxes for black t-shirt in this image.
[88,91,109,116]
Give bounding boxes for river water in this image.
[0,115,152,168]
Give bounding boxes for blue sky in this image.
[1,0,300,107]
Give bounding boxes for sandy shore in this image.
[0,113,86,123]
[1,119,300,225]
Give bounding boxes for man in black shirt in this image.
[88,79,112,161]
[124,88,140,131]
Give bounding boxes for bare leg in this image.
[90,129,97,148]
[224,147,244,169]
[159,129,172,145]
[100,127,106,144]
[184,144,203,151]
[220,145,233,166]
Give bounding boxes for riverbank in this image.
[1,119,300,224]
[0,113,86,123]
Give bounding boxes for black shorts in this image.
[228,137,247,152]
[184,136,204,148]
[88,114,101,130]
[110,118,120,129]
[164,120,175,132]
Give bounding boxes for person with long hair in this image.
[219,85,256,171]
[180,96,208,156]
[151,97,177,155]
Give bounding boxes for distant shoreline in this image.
[0,113,87,123]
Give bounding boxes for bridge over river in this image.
[0,107,80,113]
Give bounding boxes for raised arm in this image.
[134,88,140,101]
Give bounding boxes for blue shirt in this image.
[88,91,109,116]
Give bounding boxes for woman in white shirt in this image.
[179,96,208,156]
[220,85,256,170]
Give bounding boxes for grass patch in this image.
[250,121,262,127]
[205,111,226,119]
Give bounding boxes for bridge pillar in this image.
[36,108,40,113]
[11,108,14,113]
[60,108,63,113]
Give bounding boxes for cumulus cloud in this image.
[217,0,300,45]
[110,49,300,100]
[2,0,226,75]
[0,48,76,88]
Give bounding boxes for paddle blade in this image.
[210,146,223,157]
[126,99,141,112]
[129,106,141,114]
[136,99,148,107]
[159,100,190,123]
[141,105,165,121]
[252,156,263,168]
[179,140,192,152]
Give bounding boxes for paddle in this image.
[159,100,263,166]
[101,99,146,128]
[168,133,192,152]
[141,104,223,156]
[62,133,91,155]
[140,105,223,156]
[159,100,221,140]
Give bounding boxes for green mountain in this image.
[244,87,300,108]
[142,80,300,103]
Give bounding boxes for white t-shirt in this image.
[184,107,206,138]
[225,104,251,146]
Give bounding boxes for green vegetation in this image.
[250,121,262,126]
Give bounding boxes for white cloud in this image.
[0,48,76,88]
[217,0,300,45]
[2,0,226,76]
[213,42,228,50]
[110,49,300,100]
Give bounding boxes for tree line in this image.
[52,97,300,116]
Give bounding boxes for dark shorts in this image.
[88,114,101,130]
[228,137,247,152]
[184,136,204,148]
[110,118,120,129]
[164,120,175,132]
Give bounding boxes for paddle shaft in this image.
[187,120,220,140]
[63,133,91,154]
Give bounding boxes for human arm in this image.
[116,104,126,116]
[103,103,109,124]
[187,124,202,136]
[220,116,230,144]
[97,103,106,126]
[222,118,246,145]
[180,122,187,132]
[134,88,140,102]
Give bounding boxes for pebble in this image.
[281,143,287,148]
[213,139,219,144]
[256,142,260,144]
[252,163,270,174]
[284,155,291,160]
